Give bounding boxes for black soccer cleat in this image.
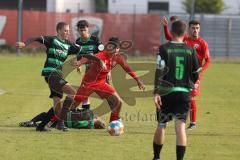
[19,121,37,127]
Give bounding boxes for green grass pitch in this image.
[0,54,239,160]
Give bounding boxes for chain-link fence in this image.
[163,13,240,58]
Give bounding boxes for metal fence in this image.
[162,13,240,58]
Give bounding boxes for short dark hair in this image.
[170,16,179,22]
[189,20,200,27]
[108,37,120,45]
[76,20,89,29]
[171,20,187,37]
[56,22,68,32]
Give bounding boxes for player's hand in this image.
[15,42,26,49]
[194,79,200,89]
[194,83,198,89]
[161,16,168,26]
[137,80,145,91]
[154,94,162,109]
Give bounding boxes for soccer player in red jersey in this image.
[162,19,211,129]
[65,37,145,133]
[185,20,210,129]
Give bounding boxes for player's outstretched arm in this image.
[116,54,145,91]
[16,36,45,49]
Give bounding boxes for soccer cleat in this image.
[152,158,160,160]
[19,121,37,127]
[187,123,197,130]
[56,121,69,132]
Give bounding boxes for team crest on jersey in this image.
[193,44,200,49]
[89,45,94,50]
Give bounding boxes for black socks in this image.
[176,145,186,160]
[153,142,163,159]
[37,107,54,129]
[153,143,186,160]
[31,112,47,122]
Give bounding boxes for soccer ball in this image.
[107,119,124,136]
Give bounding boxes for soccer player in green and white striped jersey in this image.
[16,22,101,131]
[75,20,104,110]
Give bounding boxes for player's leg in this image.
[57,84,94,129]
[153,125,166,160]
[152,105,169,160]
[175,120,187,160]
[106,92,122,122]
[36,107,55,131]
[73,84,94,111]
[36,85,63,131]
[188,80,200,129]
[188,96,197,129]
[56,83,76,131]
[174,92,189,160]
[96,83,122,122]
[53,97,62,115]
[19,111,49,127]
[30,112,47,123]
[36,76,63,131]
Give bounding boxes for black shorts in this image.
[156,92,190,124]
[44,72,68,99]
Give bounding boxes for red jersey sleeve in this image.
[114,54,137,79]
[163,25,173,41]
[200,40,211,74]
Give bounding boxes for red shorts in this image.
[74,83,116,102]
[191,79,200,97]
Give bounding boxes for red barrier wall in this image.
[0,10,161,55]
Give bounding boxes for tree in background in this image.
[95,0,108,13]
[182,0,226,14]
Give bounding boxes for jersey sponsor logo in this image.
[82,45,95,52]
[55,49,68,57]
